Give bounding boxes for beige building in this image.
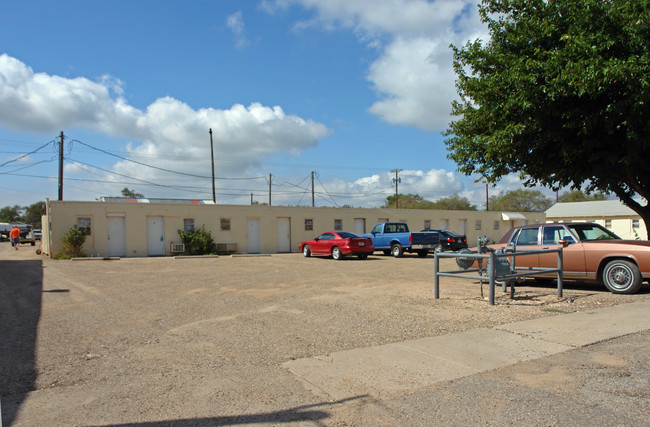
[41,198,544,257]
[545,200,648,240]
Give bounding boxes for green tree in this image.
[489,189,552,212]
[121,188,144,198]
[22,201,46,228]
[558,190,608,203]
[383,194,435,209]
[0,205,23,222]
[430,194,477,211]
[445,0,650,238]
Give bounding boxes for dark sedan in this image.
[421,229,468,251]
[300,231,374,260]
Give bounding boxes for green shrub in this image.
[61,225,87,257]
[178,227,216,255]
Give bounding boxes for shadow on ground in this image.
[0,259,43,426]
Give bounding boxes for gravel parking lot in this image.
[1,242,648,426]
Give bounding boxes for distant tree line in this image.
[0,202,46,228]
[383,189,606,212]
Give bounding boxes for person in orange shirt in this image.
[10,226,21,250]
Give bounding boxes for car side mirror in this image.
[558,239,569,247]
[314,237,319,241]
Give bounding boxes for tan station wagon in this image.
[494,222,650,294]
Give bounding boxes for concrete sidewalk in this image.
[283,300,650,401]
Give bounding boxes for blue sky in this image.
[1,0,541,209]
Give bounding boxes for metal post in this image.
[434,251,440,299]
[209,129,216,203]
[269,173,272,206]
[488,251,496,305]
[58,131,64,200]
[557,248,563,297]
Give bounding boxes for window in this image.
[319,232,334,240]
[183,218,195,232]
[494,221,500,230]
[424,220,431,230]
[542,226,575,245]
[77,217,91,235]
[220,218,230,231]
[334,219,342,231]
[475,220,482,231]
[305,219,313,231]
[605,220,612,229]
[633,219,640,229]
[514,227,539,246]
[440,219,449,229]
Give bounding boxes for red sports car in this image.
[300,232,374,260]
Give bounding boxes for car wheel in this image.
[357,254,368,260]
[332,246,344,260]
[602,260,642,294]
[417,251,428,257]
[391,243,403,258]
[302,245,311,257]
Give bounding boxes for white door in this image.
[107,216,126,257]
[458,219,468,235]
[147,216,165,256]
[277,218,291,253]
[354,218,366,235]
[247,218,261,254]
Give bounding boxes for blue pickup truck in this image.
[363,222,438,257]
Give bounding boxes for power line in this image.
[0,140,55,168]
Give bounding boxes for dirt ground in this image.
[1,241,648,426]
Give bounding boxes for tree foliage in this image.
[121,187,144,198]
[445,0,650,237]
[23,201,45,228]
[558,190,608,203]
[61,226,87,257]
[489,189,552,212]
[431,194,477,211]
[383,194,476,210]
[0,205,24,222]
[178,228,216,255]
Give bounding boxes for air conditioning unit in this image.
[170,243,185,253]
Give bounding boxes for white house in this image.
[545,200,647,240]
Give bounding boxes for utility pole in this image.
[209,129,216,203]
[485,182,489,211]
[251,193,253,205]
[269,173,272,206]
[311,171,315,207]
[58,131,64,201]
[391,169,402,209]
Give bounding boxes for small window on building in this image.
[220,218,231,231]
[494,221,500,230]
[305,219,313,231]
[605,219,612,229]
[183,218,195,232]
[424,220,431,230]
[77,217,91,235]
[632,219,640,229]
[440,219,449,229]
[475,220,482,231]
[334,219,343,231]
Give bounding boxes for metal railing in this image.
[433,247,563,305]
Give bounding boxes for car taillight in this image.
[447,237,454,243]
[409,234,413,243]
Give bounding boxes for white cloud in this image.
[0,54,331,199]
[226,11,250,49]
[264,0,486,132]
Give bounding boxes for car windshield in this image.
[567,223,620,241]
[337,232,359,239]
